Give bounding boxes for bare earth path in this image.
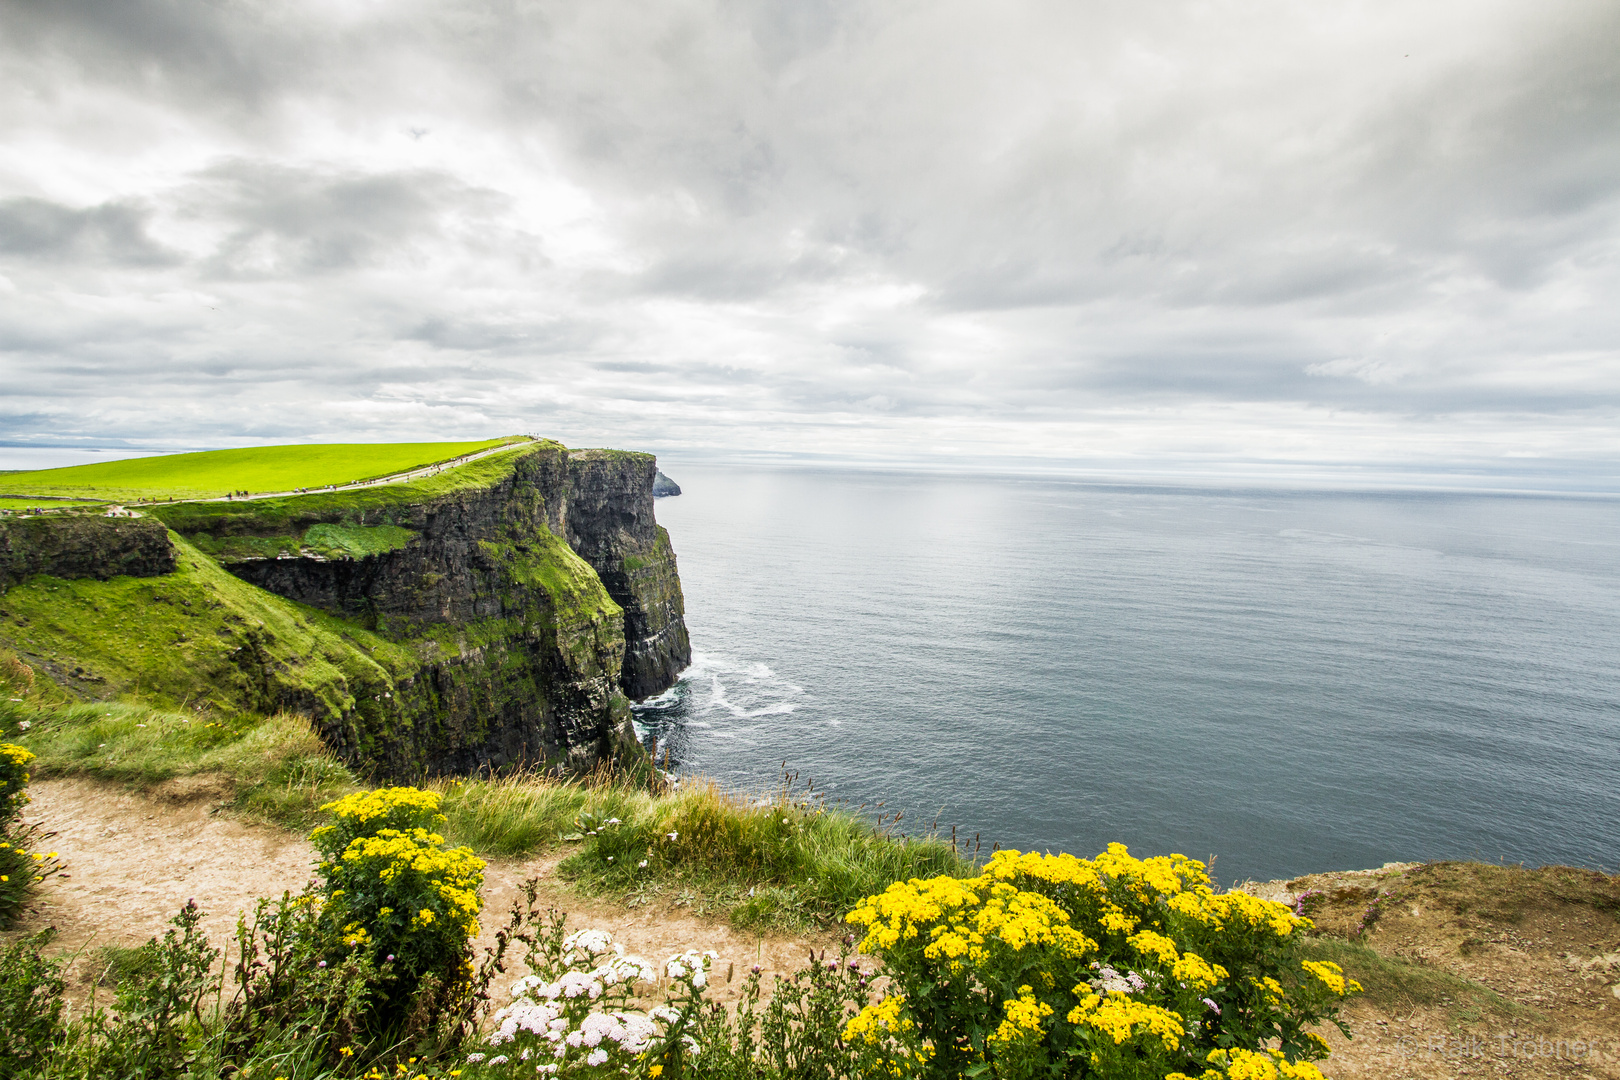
[11,779,831,1014]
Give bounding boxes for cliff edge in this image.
[0,438,690,777]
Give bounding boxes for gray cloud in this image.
[0,198,178,266]
[185,160,510,278]
[0,0,1615,484]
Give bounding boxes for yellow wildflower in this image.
[988,985,1053,1049]
[1300,959,1360,995]
[1068,990,1182,1050]
[844,994,914,1045]
[1171,951,1228,991]
[1127,929,1180,965]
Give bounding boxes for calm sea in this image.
[633,464,1620,885]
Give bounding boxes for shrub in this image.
[91,900,220,1079]
[311,787,486,1037]
[844,844,1360,1079]
[0,930,66,1079]
[0,743,62,929]
[0,743,34,821]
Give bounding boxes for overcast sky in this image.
[1,0,1617,487]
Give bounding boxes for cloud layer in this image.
[1,0,1617,486]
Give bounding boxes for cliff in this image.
[0,439,690,778]
[0,515,176,590]
[563,452,692,699]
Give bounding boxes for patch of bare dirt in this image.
[1237,862,1620,1078]
[5,779,832,1011]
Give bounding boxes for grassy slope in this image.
[0,532,415,723]
[0,437,521,502]
[151,440,552,559]
[0,438,627,778]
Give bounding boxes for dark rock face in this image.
[652,470,682,497]
[180,442,689,776]
[565,452,693,700]
[0,515,176,591]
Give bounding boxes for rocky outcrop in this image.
[142,439,689,776]
[653,470,682,497]
[564,452,693,700]
[0,515,176,591]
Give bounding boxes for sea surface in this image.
[633,464,1620,885]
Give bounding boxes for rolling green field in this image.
[0,437,525,502]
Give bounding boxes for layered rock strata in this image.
[0,515,176,590]
[0,440,689,778]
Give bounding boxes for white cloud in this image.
[0,0,1616,487]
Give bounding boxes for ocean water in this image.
[633,464,1620,885]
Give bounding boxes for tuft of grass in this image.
[6,700,361,831]
[549,779,972,932]
[92,942,161,989]
[434,772,600,856]
[1299,935,1529,1024]
[0,438,523,502]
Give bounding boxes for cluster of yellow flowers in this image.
[0,742,35,818]
[848,871,1095,975]
[1300,960,1358,996]
[843,994,915,1046]
[312,787,447,844]
[990,986,1056,1050]
[1067,991,1184,1052]
[1169,1046,1328,1080]
[846,841,1358,1079]
[336,826,485,940]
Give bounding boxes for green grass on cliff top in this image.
[0,437,524,502]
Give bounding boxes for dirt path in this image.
[10,778,833,1012]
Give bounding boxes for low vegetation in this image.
[1295,935,1525,1024]
[0,743,64,927]
[0,438,521,503]
[0,536,420,722]
[0,760,1355,1080]
[1,659,968,931]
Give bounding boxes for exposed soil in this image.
[1240,864,1620,1078]
[8,780,1618,1077]
[8,778,833,1014]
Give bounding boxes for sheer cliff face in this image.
[148,441,690,776]
[564,451,693,700]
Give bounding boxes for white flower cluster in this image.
[1088,963,1148,996]
[473,928,723,1075]
[664,949,718,989]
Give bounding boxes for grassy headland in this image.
[0,437,522,503]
